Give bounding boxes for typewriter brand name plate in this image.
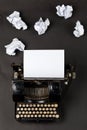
[24,50,64,79]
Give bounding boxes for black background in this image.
[0,0,87,130]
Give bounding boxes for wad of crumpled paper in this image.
[73,21,84,38]
[5,38,25,56]
[6,11,28,30]
[34,17,50,35]
[56,4,73,19]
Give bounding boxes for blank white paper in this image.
[23,50,65,79]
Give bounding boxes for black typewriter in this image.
[11,50,76,121]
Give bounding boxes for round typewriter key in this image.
[39,108,41,111]
[20,115,23,118]
[28,108,30,111]
[41,104,43,107]
[35,108,38,111]
[53,115,55,118]
[26,104,29,107]
[24,115,27,118]
[33,104,36,107]
[54,111,57,114]
[55,104,58,107]
[42,115,45,117]
[19,104,22,107]
[18,111,21,114]
[36,111,39,114]
[33,111,35,114]
[46,115,48,118]
[49,115,52,118]
[29,111,31,114]
[49,108,52,111]
[21,108,23,111]
[17,108,20,111]
[44,111,46,114]
[38,115,41,117]
[22,111,25,114]
[31,115,33,117]
[47,104,50,107]
[46,108,48,111]
[27,115,30,117]
[44,104,47,107]
[30,104,32,107]
[26,111,28,114]
[42,108,45,111]
[51,104,54,107]
[35,115,37,117]
[47,111,49,114]
[31,108,34,111]
[37,104,40,107]
[24,108,27,111]
[16,114,20,118]
[53,108,56,111]
[56,114,59,118]
[23,104,25,107]
[50,111,53,114]
[40,111,42,114]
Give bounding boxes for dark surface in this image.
[0,0,87,130]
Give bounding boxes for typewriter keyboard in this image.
[16,103,59,120]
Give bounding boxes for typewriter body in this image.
[11,50,76,121]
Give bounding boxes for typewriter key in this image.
[31,108,34,111]
[16,114,20,118]
[27,115,30,117]
[18,111,21,114]
[35,115,37,117]
[46,108,48,111]
[49,115,52,118]
[48,104,50,107]
[33,104,36,107]
[17,108,20,111]
[51,104,54,107]
[41,104,43,107]
[26,111,28,114]
[22,111,25,114]
[28,108,30,111]
[19,104,22,107]
[46,115,48,118]
[33,111,35,114]
[44,104,47,107]
[23,104,25,107]
[44,111,46,114]
[31,115,33,117]
[53,108,56,111]
[21,115,23,118]
[24,108,27,111]
[24,115,27,118]
[21,108,23,111]
[39,108,41,111]
[56,114,59,118]
[26,104,29,107]
[54,111,57,114]
[35,108,38,111]
[54,104,58,107]
[38,115,41,117]
[50,108,52,111]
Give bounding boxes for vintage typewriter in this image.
[11,50,76,121]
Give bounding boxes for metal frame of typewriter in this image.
[11,63,76,121]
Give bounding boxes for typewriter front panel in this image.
[12,63,76,121]
[13,80,60,121]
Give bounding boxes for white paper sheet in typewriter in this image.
[23,50,65,79]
